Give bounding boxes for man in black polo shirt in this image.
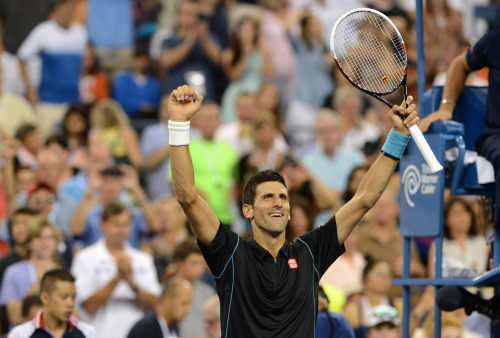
[168,85,419,337]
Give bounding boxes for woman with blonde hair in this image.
[0,216,62,326]
[89,99,144,168]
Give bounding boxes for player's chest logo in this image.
[288,258,298,269]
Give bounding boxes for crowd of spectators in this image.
[0,0,494,337]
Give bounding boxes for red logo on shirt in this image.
[288,259,298,269]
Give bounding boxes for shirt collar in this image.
[33,310,79,330]
[247,237,291,261]
[97,238,134,256]
[156,313,177,338]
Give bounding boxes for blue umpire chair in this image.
[395,86,500,338]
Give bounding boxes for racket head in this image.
[330,8,407,98]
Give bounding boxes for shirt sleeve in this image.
[298,216,345,277]
[466,31,491,71]
[161,36,181,51]
[0,266,23,304]
[198,223,241,278]
[17,23,45,61]
[71,252,97,303]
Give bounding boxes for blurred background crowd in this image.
[0,0,497,337]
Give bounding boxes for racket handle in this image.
[408,125,443,174]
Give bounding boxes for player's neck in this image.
[253,231,286,259]
[43,311,67,338]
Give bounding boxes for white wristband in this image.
[168,120,190,146]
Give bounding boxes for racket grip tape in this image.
[408,125,444,174]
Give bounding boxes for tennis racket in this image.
[330,8,443,174]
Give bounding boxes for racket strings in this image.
[333,11,407,94]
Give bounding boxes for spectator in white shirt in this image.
[71,202,161,338]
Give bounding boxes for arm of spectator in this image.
[301,165,339,211]
[122,128,145,169]
[262,49,272,78]
[0,131,18,217]
[70,174,100,237]
[170,86,220,246]
[81,274,122,314]
[144,144,170,170]
[18,25,45,105]
[199,22,221,66]
[220,49,249,81]
[419,51,470,132]
[120,164,158,233]
[427,241,436,278]
[18,60,38,104]
[392,249,426,278]
[159,34,197,70]
[6,301,23,325]
[127,281,158,309]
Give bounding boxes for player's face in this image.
[249,182,290,237]
[44,281,76,323]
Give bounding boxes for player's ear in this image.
[242,204,253,220]
[40,291,49,305]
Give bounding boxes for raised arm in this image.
[419,52,471,132]
[169,85,220,246]
[335,97,419,244]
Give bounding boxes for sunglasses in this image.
[374,308,398,318]
[31,194,56,204]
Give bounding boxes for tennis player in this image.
[169,85,419,337]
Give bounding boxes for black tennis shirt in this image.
[199,216,345,338]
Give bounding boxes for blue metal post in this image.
[415,0,426,103]
[402,237,411,338]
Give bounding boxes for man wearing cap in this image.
[366,304,401,338]
[70,164,157,249]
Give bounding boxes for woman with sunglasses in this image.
[344,257,403,338]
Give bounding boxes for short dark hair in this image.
[53,0,72,8]
[40,269,75,295]
[13,206,41,218]
[242,170,287,206]
[45,134,69,150]
[101,201,129,222]
[21,295,43,318]
[161,276,190,298]
[173,240,202,262]
[14,123,38,141]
